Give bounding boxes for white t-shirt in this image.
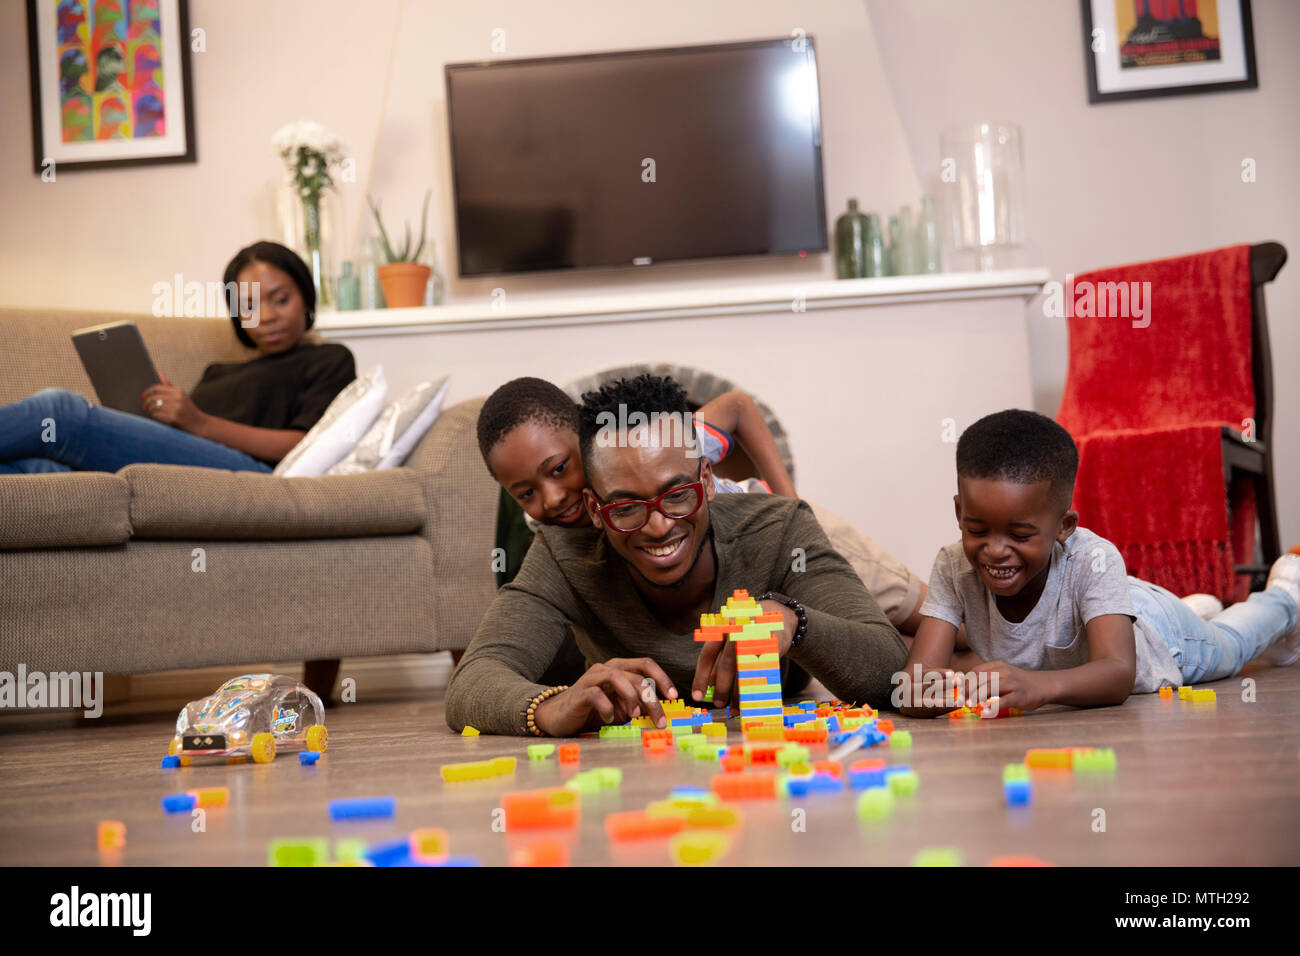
[919,527,1181,694]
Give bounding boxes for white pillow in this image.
[328,375,451,475]
[273,365,387,477]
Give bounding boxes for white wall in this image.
[868,0,1300,550]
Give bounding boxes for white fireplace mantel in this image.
[316,268,1050,336]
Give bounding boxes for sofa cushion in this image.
[123,464,426,539]
[0,472,132,548]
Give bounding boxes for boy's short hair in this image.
[577,373,694,468]
[476,377,580,472]
[956,409,1079,511]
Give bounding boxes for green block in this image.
[670,725,695,736]
[678,734,706,751]
[889,730,913,749]
[912,847,963,867]
[333,838,368,864]
[856,787,895,822]
[594,767,622,789]
[694,745,722,761]
[888,770,919,796]
[841,716,869,730]
[703,685,715,704]
[527,744,555,760]
[776,744,811,766]
[564,771,602,794]
[598,724,639,739]
[1002,762,1031,782]
[268,838,329,867]
[1074,748,1117,774]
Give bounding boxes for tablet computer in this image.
[71,321,162,417]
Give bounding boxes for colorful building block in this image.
[605,810,686,841]
[268,838,328,867]
[669,831,732,866]
[97,821,125,852]
[1024,748,1071,769]
[510,838,569,867]
[711,772,778,800]
[461,726,480,737]
[889,730,913,749]
[856,786,894,822]
[1158,686,1174,699]
[440,756,517,782]
[1004,779,1032,806]
[186,786,229,808]
[887,769,919,796]
[528,744,555,760]
[161,793,196,813]
[160,755,180,769]
[1191,688,1217,702]
[409,827,449,862]
[501,787,580,829]
[913,847,963,867]
[329,796,396,821]
[298,751,321,765]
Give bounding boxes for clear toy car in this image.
[168,674,328,765]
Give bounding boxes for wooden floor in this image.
[2,662,1298,866]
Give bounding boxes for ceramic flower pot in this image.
[377,262,431,309]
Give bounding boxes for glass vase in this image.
[939,122,1025,271]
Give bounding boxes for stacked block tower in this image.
[695,590,786,739]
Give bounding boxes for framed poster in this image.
[26,0,196,173]
[1082,0,1258,103]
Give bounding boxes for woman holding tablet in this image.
[0,242,354,475]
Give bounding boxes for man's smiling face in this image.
[582,421,716,591]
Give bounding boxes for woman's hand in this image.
[142,373,207,433]
[533,658,677,737]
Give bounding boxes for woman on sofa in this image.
[0,241,354,474]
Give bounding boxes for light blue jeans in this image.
[1129,576,1297,683]
[0,389,273,474]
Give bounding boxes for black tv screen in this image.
[445,38,826,277]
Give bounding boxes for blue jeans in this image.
[1129,577,1298,683]
[0,389,273,474]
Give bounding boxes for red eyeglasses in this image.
[593,480,705,533]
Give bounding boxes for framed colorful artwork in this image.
[1081,0,1258,103]
[26,0,196,173]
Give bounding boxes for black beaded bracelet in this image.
[759,592,808,649]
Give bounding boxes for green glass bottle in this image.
[864,213,886,277]
[835,198,870,279]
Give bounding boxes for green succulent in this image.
[367,189,431,263]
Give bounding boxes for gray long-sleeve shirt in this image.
[445,493,908,735]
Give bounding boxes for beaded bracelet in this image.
[758,592,808,650]
[522,685,569,736]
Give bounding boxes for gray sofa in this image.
[0,309,499,682]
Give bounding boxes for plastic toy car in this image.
[168,674,328,765]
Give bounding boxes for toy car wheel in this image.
[251,732,277,764]
[306,725,328,753]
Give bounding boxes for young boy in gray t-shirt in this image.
[901,410,1300,715]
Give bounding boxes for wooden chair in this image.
[1222,241,1287,590]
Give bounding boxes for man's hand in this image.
[533,658,677,737]
[142,373,207,433]
[691,599,797,710]
[966,661,1053,713]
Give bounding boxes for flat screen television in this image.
[444,38,826,277]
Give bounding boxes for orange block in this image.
[876,719,895,735]
[97,821,126,852]
[605,811,687,841]
[812,760,842,778]
[510,838,570,866]
[849,758,885,773]
[720,752,746,773]
[501,788,580,829]
[558,743,580,763]
[1024,748,1071,770]
[711,772,778,800]
[988,855,1056,867]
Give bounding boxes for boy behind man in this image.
[902,410,1299,715]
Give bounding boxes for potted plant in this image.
[368,190,432,308]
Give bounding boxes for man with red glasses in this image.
[446,376,907,737]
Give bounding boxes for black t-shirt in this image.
[190,343,356,439]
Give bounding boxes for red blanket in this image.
[1056,244,1255,600]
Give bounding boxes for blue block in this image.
[737,690,783,701]
[299,751,321,765]
[786,774,843,796]
[1004,780,1032,806]
[783,713,816,727]
[161,756,180,768]
[824,716,840,733]
[365,838,413,867]
[671,786,709,798]
[738,668,782,682]
[428,855,482,867]
[798,701,818,711]
[329,796,396,821]
[739,706,783,717]
[848,769,887,789]
[829,730,858,745]
[865,730,889,746]
[161,793,196,813]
